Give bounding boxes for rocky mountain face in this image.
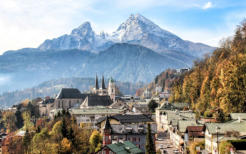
[39,14,215,57]
[39,22,113,52]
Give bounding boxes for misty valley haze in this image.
[0,14,215,106]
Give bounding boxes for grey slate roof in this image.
[97,114,153,124]
[83,95,113,106]
[166,111,195,125]
[56,88,88,99]
[178,120,198,133]
[110,123,157,134]
[205,121,246,135]
[159,102,189,110]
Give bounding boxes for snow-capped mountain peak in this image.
[116,13,155,31]
[112,13,175,42]
[71,21,94,38]
[38,13,214,57]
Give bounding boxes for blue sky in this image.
[0,0,246,54]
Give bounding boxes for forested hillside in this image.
[169,21,246,117]
[136,69,181,97]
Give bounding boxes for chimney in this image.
[238,116,241,123]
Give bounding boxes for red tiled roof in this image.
[186,126,204,132]
[186,126,205,138]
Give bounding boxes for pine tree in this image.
[145,123,156,154]
[23,129,31,154]
[68,127,75,145]
[15,109,24,129]
[61,118,68,138]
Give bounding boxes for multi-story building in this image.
[205,116,246,154]
[155,102,191,131]
[38,97,55,116]
[97,114,156,152]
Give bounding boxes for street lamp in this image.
[216,126,220,154]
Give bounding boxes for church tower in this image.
[108,77,116,102]
[100,75,107,95]
[102,75,106,90]
[94,75,99,94]
[102,116,112,146]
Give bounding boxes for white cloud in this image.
[0,0,99,54]
[0,75,11,85]
[0,0,243,54]
[202,2,213,10]
[111,0,212,10]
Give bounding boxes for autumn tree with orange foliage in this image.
[169,20,246,120]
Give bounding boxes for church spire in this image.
[103,116,112,130]
[95,74,99,89]
[103,116,112,146]
[102,75,106,89]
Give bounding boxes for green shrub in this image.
[189,140,205,154]
[219,141,234,154]
[204,110,213,118]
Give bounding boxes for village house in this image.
[155,102,191,131]
[70,107,125,125]
[184,126,205,146]
[131,103,149,114]
[38,97,55,116]
[143,88,151,99]
[205,116,246,154]
[97,115,156,152]
[110,100,130,111]
[155,102,205,151]
[157,89,171,101]
[170,120,199,150]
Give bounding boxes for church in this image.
[50,75,124,124]
[92,75,117,102]
[53,75,117,110]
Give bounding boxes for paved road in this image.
[156,138,179,154]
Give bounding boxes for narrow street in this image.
[156,132,181,154]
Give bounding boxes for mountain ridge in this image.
[0,77,145,107]
[0,43,189,94]
[38,14,215,57]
